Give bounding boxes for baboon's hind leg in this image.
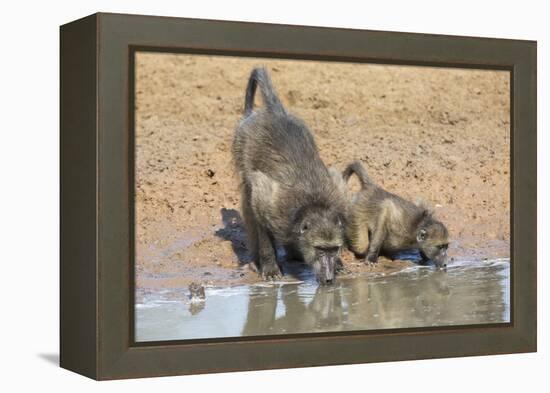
[348,216,370,259]
[241,184,259,264]
[241,183,281,280]
[366,213,387,265]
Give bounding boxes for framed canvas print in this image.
[60,13,537,380]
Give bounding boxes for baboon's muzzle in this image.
[434,254,448,269]
[421,246,448,269]
[314,246,339,285]
[430,249,448,269]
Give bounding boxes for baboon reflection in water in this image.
[241,268,506,335]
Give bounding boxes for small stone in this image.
[188,282,206,301]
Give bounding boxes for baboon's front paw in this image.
[336,263,351,275]
[260,264,282,281]
[365,253,379,266]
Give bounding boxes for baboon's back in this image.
[233,110,328,188]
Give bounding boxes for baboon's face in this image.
[417,220,450,269]
[293,208,345,285]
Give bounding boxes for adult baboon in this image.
[232,68,347,284]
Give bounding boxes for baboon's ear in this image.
[415,198,434,215]
[417,228,428,242]
[250,171,279,203]
[418,207,434,220]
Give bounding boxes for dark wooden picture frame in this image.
[60,12,536,380]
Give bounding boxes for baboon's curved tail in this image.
[244,67,285,116]
[342,161,374,189]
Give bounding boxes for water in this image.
[135,258,510,342]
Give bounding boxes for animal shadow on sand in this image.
[215,208,314,279]
[214,208,253,266]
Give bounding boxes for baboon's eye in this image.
[300,223,309,234]
[417,228,428,242]
[438,243,449,250]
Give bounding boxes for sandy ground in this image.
[134,53,510,289]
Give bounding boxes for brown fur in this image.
[232,68,347,283]
[343,161,450,268]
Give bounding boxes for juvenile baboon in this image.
[232,68,347,284]
[343,161,449,268]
